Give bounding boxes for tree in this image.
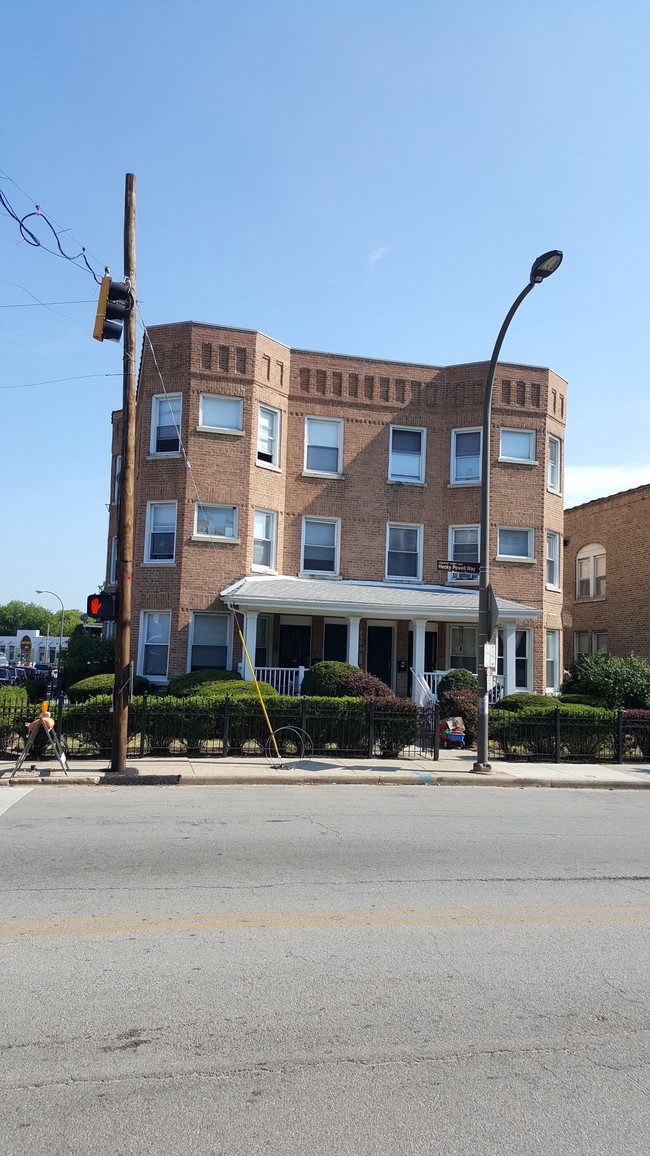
[62,626,115,690]
[0,600,51,634]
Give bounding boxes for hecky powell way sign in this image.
[436,560,481,574]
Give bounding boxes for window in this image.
[140,612,170,680]
[199,394,243,432]
[574,632,590,660]
[304,417,343,475]
[253,509,277,569]
[498,527,534,560]
[497,629,531,690]
[109,536,118,585]
[451,428,481,484]
[301,517,339,575]
[548,435,561,492]
[448,525,479,583]
[113,455,121,504]
[449,626,477,673]
[194,503,237,539]
[593,632,608,653]
[546,629,560,692]
[257,405,281,467]
[151,394,181,454]
[386,524,422,581]
[499,428,536,462]
[255,617,269,667]
[389,426,426,483]
[190,613,229,671]
[576,544,606,599]
[145,502,177,563]
[546,531,561,588]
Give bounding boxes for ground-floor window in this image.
[448,625,476,673]
[546,629,560,692]
[141,611,171,680]
[190,613,229,671]
[497,629,531,690]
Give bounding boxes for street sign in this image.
[437,560,481,574]
[486,583,500,639]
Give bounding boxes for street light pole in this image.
[36,588,64,686]
[472,251,563,774]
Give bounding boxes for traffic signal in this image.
[86,592,116,621]
[93,275,130,342]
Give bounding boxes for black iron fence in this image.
[489,707,650,763]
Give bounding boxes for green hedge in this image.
[491,704,617,760]
[68,673,152,703]
[166,669,244,697]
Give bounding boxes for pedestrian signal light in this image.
[93,276,130,342]
[86,592,116,621]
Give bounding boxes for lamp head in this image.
[530,250,563,284]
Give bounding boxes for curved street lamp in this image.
[36,589,65,682]
[472,251,563,774]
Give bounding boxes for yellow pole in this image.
[236,620,281,761]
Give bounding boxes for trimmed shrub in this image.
[492,692,558,714]
[337,671,394,699]
[436,668,478,699]
[300,661,359,697]
[439,687,478,747]
[166,668,243,698]
[68,673,152,703]
[559,693,608,708]
[569,651,650,710]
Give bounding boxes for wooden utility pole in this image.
[110,173,137,773]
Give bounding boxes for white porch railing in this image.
[254,666,306,696]
[416,669,505,704]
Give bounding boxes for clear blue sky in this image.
[2,0,648,612]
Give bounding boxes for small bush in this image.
[492,693,558,714]
[166,669,243,698]
[300,661,359,697]
[436,668,478,699]
[68,673,152,703]
[559,693,608,708]
[337,671,394,699]
[439,688,478,747]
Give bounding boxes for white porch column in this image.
[242,611,258,681]
[504,622,517,696]
[412,618,427,704]
[347,617,361,667]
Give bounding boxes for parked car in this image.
[12,666,29,683]
[34,663,53,679]
[0,668,16,686]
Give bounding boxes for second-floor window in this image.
[253,509,277,569]
[301,517,339,574]
[451,428,481,484]
[546,531,561,588]
[194,503,238,539]
[145,502,177,563]
[388,426,425,483]
[151,394,181,454]
[448,525,479,583]
[386,523,422,581]
[576,544,606,599]
[199,394,243,432]
[498,526,534,561]
[500,428,536,462]
[257,405,281,466]
[304,417,343,475]
[548,435,562,492]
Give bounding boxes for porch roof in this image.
[220,575,541,623]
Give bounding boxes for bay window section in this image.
[140,612,170,680]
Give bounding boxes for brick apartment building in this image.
[563,483,650,670]
[105,322,567,701]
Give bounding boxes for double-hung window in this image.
[145,502,177,563]
[548,435,561,492]
[386,523,422,581]
[449,625,477,673]
[151,394,181,454]
[448,525,479,583]
[301,517,339,575]
[546,629,560,692]
[190,613,229,671]
[500,428,536,462]
[253,509,277,570]
[498,527,534,561]
[451,429,481,484]
[304,417,343,475]
[546,531,561,588]
[497,629,531,690]
[109,536,118,585]
[199,394,243,432]
[388,426,425,483]
[194,503,237,539]
[576,544,606,598]
[140,611,171,680]
[257,405,281,466]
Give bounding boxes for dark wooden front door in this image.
[279,624,311,668]
[366,625,393,689]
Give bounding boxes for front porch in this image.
[251,664,505,703]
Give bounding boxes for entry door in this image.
[279,624,311,668]
[366,625,393,690]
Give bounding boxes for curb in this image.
[2,771,650,789]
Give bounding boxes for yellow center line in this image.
[1,907,650,937]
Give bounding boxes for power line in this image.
[0,373,121,392]
[0,170,107,282]
[0,299,94,308]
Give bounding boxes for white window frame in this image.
[252,509,277,571]
[199,394,244,433]
[447,624,477,674]
[388,425,426,484]
[385,523,423,582]
[574,631,590,661]
[257,404,281,468]
[593,632,608,654]
[450,427,481,485]
[194,503,238,540]
[109,536,118,586]
[576,544,606,599]
[546,629,560,693]
[499,428,536,463]
[304,416,343,477]
[497,526,535,561]
[138,611,171,683]
[497,628,532,691]
[447,525,479,584]
[300,516,341,576]
[150,393,182,456]
[548,435,562,493]
[546,530,561,589]
[144,501,177,564]
[188,612,231,673]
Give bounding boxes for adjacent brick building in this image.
[105,322,567,699]
[563,484,650,669]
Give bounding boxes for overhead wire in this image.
[0,170,107,283]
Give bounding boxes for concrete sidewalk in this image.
[1,748,650,788]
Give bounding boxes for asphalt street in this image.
[1,786,649,1155]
